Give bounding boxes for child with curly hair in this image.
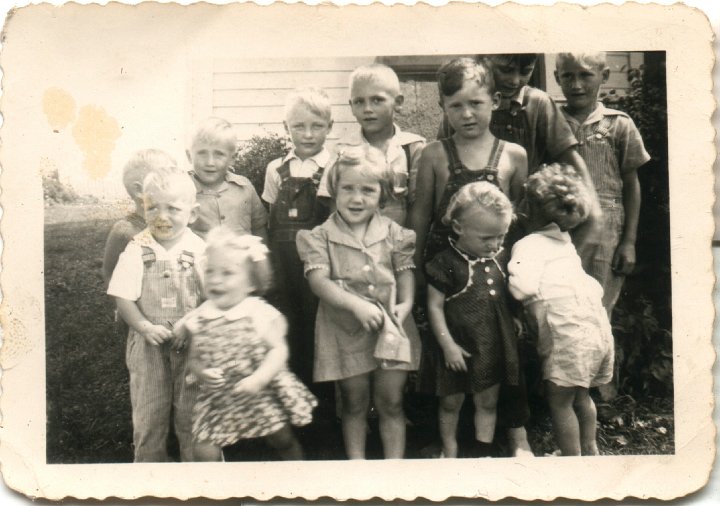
[508,163,614,456]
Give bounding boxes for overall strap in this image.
[594,116,613,137]
[486,138,504,171]
[140,246,156,267]
[401,143,412,173]
[178,250,195,267]
[441,137,464,173]
[311,165,325,186]
[277,160,292,184]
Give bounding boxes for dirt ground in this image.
[44,202,674,463]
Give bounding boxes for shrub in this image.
[230,133,291,198]
[43,170,80,204]
[601,55,672,399]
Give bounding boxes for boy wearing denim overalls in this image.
[261,87,333,391]
[108,167,205,462]
[555,52,650,401]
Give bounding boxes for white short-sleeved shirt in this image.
[261,148,331,205]
[108,228,206,301]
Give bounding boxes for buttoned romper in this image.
[126,247,201,462]
[423,243,520,396]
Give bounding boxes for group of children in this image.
[103,51,650,462]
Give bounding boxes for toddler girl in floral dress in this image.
[175,227,317,461]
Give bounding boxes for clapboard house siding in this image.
[192,57,375,147]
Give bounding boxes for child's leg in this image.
[193,440,223,461]
[172,350,198,462]
[574,388,599,455]
[127,334,172,462]
[373,369,408,459]
[545,381,581,456]
[437,393,464,458]
[265,424,304,460]
[338,374,371,459]
[472,383,501,443]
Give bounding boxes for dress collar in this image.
[449,237,503,262]
[195,297,259,321]
[324,211,389,249]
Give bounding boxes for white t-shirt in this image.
[107,228,206,301]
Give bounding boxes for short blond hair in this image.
[284,87,333,123]
[190,117,238,153]
[555,52,608,71]
[142,166,197,204]
[442,181,513,226]
[122,149,177,198]
[349,63,401,97]
[325,145,392,204]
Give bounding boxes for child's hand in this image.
[352,300,384,332]
[234,374,266,395]
[394,301,413,326]
[140,322,173,346]
[170,324,188,352]
[442,342,471,372]
[198,367,226,390]
[612,242,636,275]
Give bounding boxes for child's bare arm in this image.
[506,144,528,203]
[613,169,642,274]
[394,269,415,325]
[306,269,383,332]
[115,297,172,345]
[408,143,442,274]
[427,286,469,372]
[236,315,289,394]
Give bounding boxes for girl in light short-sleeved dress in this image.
[175,228,317,461]
[296,145,421,459]
[508,163,613,457]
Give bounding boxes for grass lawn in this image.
[44,203,674,463]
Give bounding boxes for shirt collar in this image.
[324,211,389,248]
[191,171,249,194]
[499,85,527,110]
[194,297,258,321]
[283,147,331,167]
[343,124,423,148]
[133,227,193,254]
[536,222,571,242]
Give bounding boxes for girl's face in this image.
[443,80,499,140]
[335,168,382,230]
[204,248,254,310]
[452,206,510,258]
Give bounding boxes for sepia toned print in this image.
[0,2,715,501]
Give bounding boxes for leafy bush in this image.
[601,56,672,399]
[43,170,80,204]
[230,133,291,198]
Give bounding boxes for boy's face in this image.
[188,141,234,189]
[284,105,333,160]
[488,58,536,99]
[349,81,403,139]
[143,186,197,249]
[443,80,499,140]
[554,59,609,115]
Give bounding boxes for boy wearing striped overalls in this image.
[555,52,650,401]
[108,166,205,462]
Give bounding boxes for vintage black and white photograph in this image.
[0,1,715,501]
